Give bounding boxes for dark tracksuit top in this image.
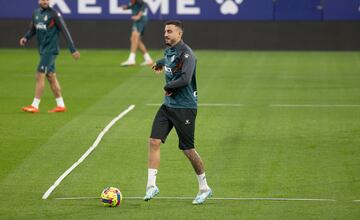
[126,0,148,19]
[156,40,198,109]
[24,7,76,55]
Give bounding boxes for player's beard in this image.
[39,0,49,9]
[165,37,172,47]
[39,3,49,9]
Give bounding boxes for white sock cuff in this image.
[197,173,205,178]
[144,53,152,61]
[148,168,158,175]
[129,52,136,61]
[56,97,65,107]
[32,98,41,108]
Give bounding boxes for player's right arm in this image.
[121,0,134,10]
[131,0,146,21]
[20,14,36,46]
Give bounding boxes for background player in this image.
[121,0,153,67]
[20,0,80,113]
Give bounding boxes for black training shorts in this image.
[150,104,197,150]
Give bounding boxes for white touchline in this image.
[54,196,337,202]
[42,105,136,200]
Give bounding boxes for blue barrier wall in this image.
[0,0,359,20]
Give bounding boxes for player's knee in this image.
[131,33,140,40]
[149,138,161,148]
[36,73,45,82]
[131,36,137,43]
[46,73,56,82]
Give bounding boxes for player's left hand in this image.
[72,51,80,60]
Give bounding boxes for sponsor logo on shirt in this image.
[164,66,172,72]
[35,23,47,30]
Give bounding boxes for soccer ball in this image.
[101,187,122,207]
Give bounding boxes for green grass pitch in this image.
[0,49,360,219]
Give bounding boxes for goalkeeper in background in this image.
[121,0,153,67]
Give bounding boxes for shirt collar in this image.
[171,40,184,50]
[40,6,50,12]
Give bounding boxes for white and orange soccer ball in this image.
[100,187,122,207]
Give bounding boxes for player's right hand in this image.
[152,64,163,74]
[72,51,80,60]
[164,90,173,96]
[19,38,27,46]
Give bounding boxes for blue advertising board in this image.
[323,0,360,20]
[0,0,359,20]
[274,0,322,21]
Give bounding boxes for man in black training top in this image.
[20,0,80,113]
[144,20,212,205]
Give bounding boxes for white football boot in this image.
[143,185,159,201]
[121,60,136,67]
[140,59,154,66]
[192,188,212,205]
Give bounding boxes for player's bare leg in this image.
[138,39,153,66]
[183,149,212,204]
[130,31,140,54]
[144,138,161,201]
[22,72,45,113]
[35,72,46,100]
[47,73,66,112]
[121,31,140,66]
[47,73,61,98]
[148,138,161,169]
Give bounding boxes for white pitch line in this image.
[42,105,136,200]
[270,104,360,108]
[55,196,336,202]
[354,200,360,202]
[146,103,243,107]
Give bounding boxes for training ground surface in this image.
[0,49,360,219]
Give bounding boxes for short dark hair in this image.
[165,20,184,31]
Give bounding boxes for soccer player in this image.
[120,0,153,66]
[20,0,80,113]
[144,20,212,205]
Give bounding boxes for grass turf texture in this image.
[0,49,360,219]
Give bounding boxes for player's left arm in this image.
[53,10,79,59]
[164,51,196,93]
